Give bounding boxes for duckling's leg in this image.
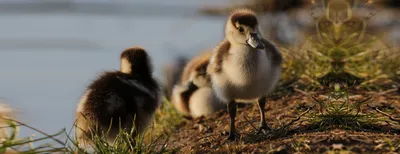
[257,96,271,134]
[227,101,239,141]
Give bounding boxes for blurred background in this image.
[0,0,398,139]
[0,0,230,138]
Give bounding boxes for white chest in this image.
[211,45,281,101]
[222,47,271,85]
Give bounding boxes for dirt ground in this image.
[161,90,400,153]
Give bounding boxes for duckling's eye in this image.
[238,27,244,33]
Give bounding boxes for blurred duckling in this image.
[171,51,224,119]
[0,103,14,143]
[75,46,160,147]
[0,103,19,154]
[162,56,188,99]
[207,8,282,140]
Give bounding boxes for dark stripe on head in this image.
[120,47,147,60]
[230,12,258,28]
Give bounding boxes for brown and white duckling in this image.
[171,51,224,119]
[207,8,282,140]
[75,46,160,147]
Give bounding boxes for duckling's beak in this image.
[246,32,265,49]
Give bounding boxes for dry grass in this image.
[160,85,400,153]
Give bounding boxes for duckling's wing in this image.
[105,91,125,114]
[116,76,156,99]
[180,51,212,83]
[261,39,283,65]
[207,40,231,74]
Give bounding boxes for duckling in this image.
[162,56,188,99]
[75,46,160,147]
[171,51,224,118]
[207,8,282,140]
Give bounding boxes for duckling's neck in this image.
[227,43,264,69]
[230,43,259,54]
[121,69,152,79]
[120,58,152,77]
[121,58,133,74]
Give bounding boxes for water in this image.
[0,0,228,140]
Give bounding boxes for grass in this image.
[159,83,399,153]
[248,82,393,138]
[0,119,171,154]
[151,97,184,137]
[298,83,397,132]
[68,124,170,154]
[276,82,398,136]
[0,117,67,153]
[0,97,181,154]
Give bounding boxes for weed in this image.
[0,117,67,153]
[0,98,178,154]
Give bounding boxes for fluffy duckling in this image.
[75,46,160,147]
[207,9,282,140]
[171,51,224,118]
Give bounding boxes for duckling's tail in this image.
[162,56,188,99]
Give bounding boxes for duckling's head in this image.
[225,8,265,49]
[190,61,211,87]
[120,46,153,75]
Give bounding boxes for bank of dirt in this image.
[161,90,400,153]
